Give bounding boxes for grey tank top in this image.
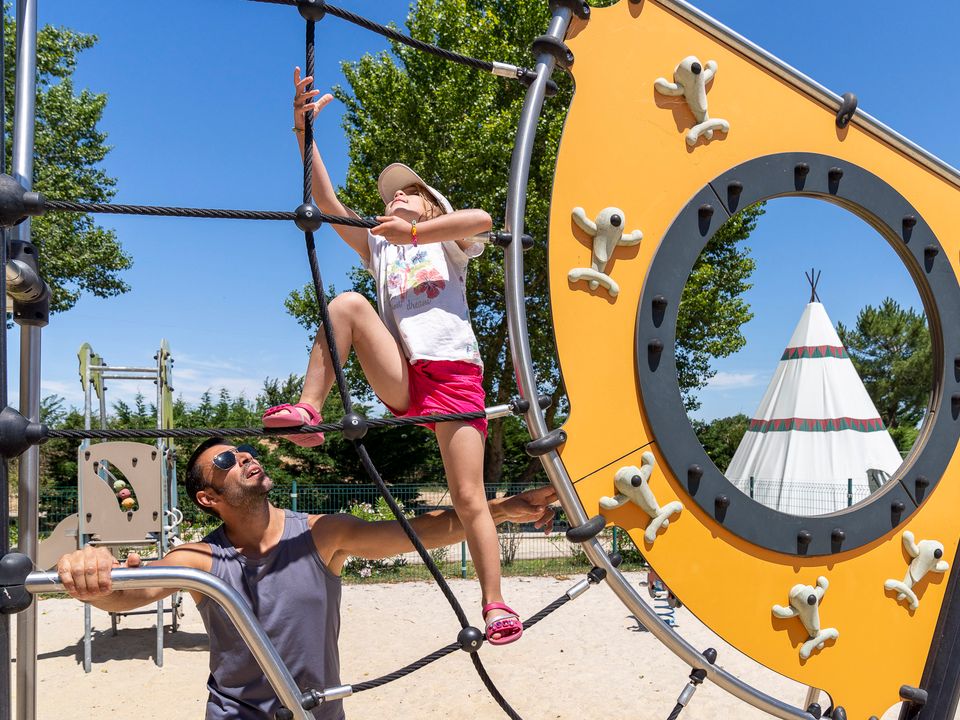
[198,511,344,719]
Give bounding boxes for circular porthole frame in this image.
[636,152,960,557]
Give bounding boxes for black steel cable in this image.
[300,19,355,414]
[666,703,684,720]
[354,439,470,627]
[347,578,580,694]
[303,228,355,411]
[295,12,523,716]
[302,19,315,206]
[44,409,489,440]
[471,655,523,720]
[315,2,495,73]
[251,0,517,76]
[522,595,569,630]
[351,642,459,693]
[356,436,527,720]
[42,199,376,229]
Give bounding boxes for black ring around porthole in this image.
[636,152,960,556]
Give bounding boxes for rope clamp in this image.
[565,578,591,601]
[491,61,521,79]
[319,685,353,702]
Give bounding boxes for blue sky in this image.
[9,0,960,422]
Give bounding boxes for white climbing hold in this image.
[599,452,682,544]
[654,56,729,146]
[568,206,642,298]
[884,530,949,610]
[772,576,838,660]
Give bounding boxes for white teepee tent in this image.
[725,285,903,516]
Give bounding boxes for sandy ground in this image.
[9,572,919,719]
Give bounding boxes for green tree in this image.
[5,15,132,312]
[836,298,932,452]
[35,394,82,489]
[692,413,750,471]
[287,0,758,486]
[678,204,762,412]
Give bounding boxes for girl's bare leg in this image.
[434,421,511,630]
[296,291,411,414]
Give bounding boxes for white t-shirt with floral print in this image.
[365,232,483,367]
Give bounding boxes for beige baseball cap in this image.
[377,162,453,215]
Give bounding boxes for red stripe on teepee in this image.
[780,345,848,360]
[748,416,886,433]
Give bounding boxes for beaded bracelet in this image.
[411,220,418,247]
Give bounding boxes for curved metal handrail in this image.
[500,5,813,720]
[25,567,311,720]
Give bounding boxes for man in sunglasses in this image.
[55,437,558,719]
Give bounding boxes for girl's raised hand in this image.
[293,66,334,130]
[372,215,414,244]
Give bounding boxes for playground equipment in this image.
[37,341,182,671]
[647,570,680,629]
[550,2,960,717]
[1,1,960,719]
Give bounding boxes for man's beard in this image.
[221,468,273,512]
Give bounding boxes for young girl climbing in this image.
[262,67,522,645]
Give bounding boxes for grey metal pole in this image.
[12,1,40,719]
[0,0,10,712]
[24,568,312,720]
[499,6,812,720]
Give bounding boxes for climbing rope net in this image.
[0,2,824,720]
[0,2,618,719]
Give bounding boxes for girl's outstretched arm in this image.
[293,66,370,264]
[372,208,493,250]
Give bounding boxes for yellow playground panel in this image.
[551,2,960,718]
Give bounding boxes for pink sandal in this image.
[483,602,523,646]
[262,402,325,447]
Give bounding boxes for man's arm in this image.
[56,543,212,612]
[315,487,557,574]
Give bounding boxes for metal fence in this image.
[733,477,876,516]
[25,484,645,583]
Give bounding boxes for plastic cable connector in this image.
[550,0,591,21]
[565,514,606,543]
[0,174,44,228]
[525,428,566,457]
[836,92,858,129]
[530,35,574,70]
[587,566,608,583]
[0,406,48,459]
[899,686,928,707]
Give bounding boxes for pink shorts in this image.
[382,360,487,437]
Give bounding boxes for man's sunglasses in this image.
[212,444,258,471]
